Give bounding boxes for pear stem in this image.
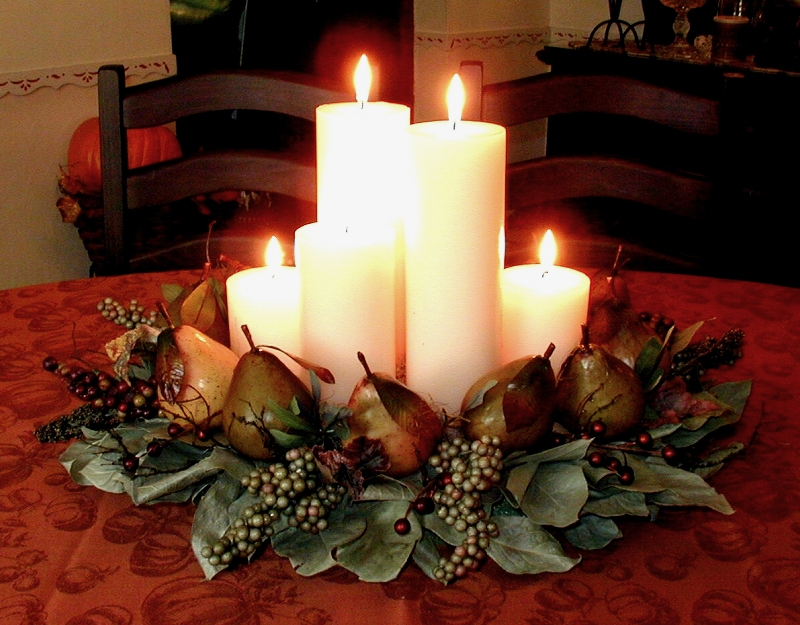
[241,325,257,352]
[543,343,556,360]
[581,324,591,349]
[157,302,174,329]
[357,351,373,378]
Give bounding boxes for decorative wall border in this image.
[414,27,587,51]
[0,54,177,98]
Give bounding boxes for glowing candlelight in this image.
[501,230,590,371]
[226,237,301,368]
[354,53,371,106]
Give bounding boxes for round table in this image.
[1,269,798,624]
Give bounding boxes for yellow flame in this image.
[354,54,371,105]
[539,229,557,269]
[447,74,465,128]
[265,236,284,268]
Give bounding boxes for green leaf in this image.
[192,472,257,579]
[463,379,497,412]
[486,515,578,575]
[336,500,421,582]
[504,438,592,469]
[671,319,705,356]
[564,515,622,550]
[267,398,315,432]
[520,462,588,527]
[268,429,307,449]
[582,488,649,518]
[412,532,445,581]
[421,510,464,546]
[611,455,734,514]
[161,283,185,304]
[360,475,420,502]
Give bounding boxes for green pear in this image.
[344,352,443,478]
[461,345,557,453]
[555,326,645,441]
[156,323,239,430]
[222,326,315,460]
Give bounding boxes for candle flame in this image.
[265,236,284,268]
[539,229,557,270]
[354,54,371,106]
[447,73,465,129]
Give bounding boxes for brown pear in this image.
[555,326,645,441]
[156,323,238,430]
[461,344,557,453]
[344,352,443,478]
[222,326,315,460]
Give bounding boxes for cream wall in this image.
[413,0,644,121]
[0,0,175,289]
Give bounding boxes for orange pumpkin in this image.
[67,117,182,194]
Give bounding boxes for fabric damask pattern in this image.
[0,269,798,624]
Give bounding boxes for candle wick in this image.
[360,101,365,110]
[541,270,549,278]
[452,121,457,131]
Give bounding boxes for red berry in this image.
[146,441,163,457]
[587,451,606,468]
[589,421,607,437]
[122,456,139,473]
[606,458,622,472]
[195,429,211,442]
[617,466,635,485]
[550,433,567,446]
[636,432,654,450]
[661,444,679,464]
[438,472,453,486]
[414,497,435,515]
[394,518,411,535]
[167,422,183,438]
[42,356,59,372]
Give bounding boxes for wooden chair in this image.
[96,65,348,275]
[475,69,727,274]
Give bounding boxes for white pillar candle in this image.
[316,55,411,228]
[405,74,506,414]
[502,230,590,373]
[226,237,301,368]
[295,222,396,405]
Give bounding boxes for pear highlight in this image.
[222,326,315,460]
[344,352,443,478]
[461,344,557,453]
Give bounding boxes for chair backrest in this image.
[97,65,349,275]
[476,69,724,273]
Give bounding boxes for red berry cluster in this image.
[587,450,636,485]
[42,356,159,421]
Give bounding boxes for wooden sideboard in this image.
[535,43,800,287]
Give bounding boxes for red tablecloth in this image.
[1,270,798,625]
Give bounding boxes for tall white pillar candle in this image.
[295,222,396,405]
[226,237,302,371]
[405,74,506,414]
[316,55,411,228]
[502,230,590,372]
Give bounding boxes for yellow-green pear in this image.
[344,352,443,478]
[555,326,645,441]
[222,326,315,460]
[156,323,238,431]
[461,344,557,453]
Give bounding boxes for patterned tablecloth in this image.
[0,269,798,625]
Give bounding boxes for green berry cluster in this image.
[426,436,503,583]
[202,448,346,567]
[97,297,158,329]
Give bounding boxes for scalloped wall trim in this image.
[0,55,176,98]
[414,27,586,50]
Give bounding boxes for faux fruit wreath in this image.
[35,256,751,585]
